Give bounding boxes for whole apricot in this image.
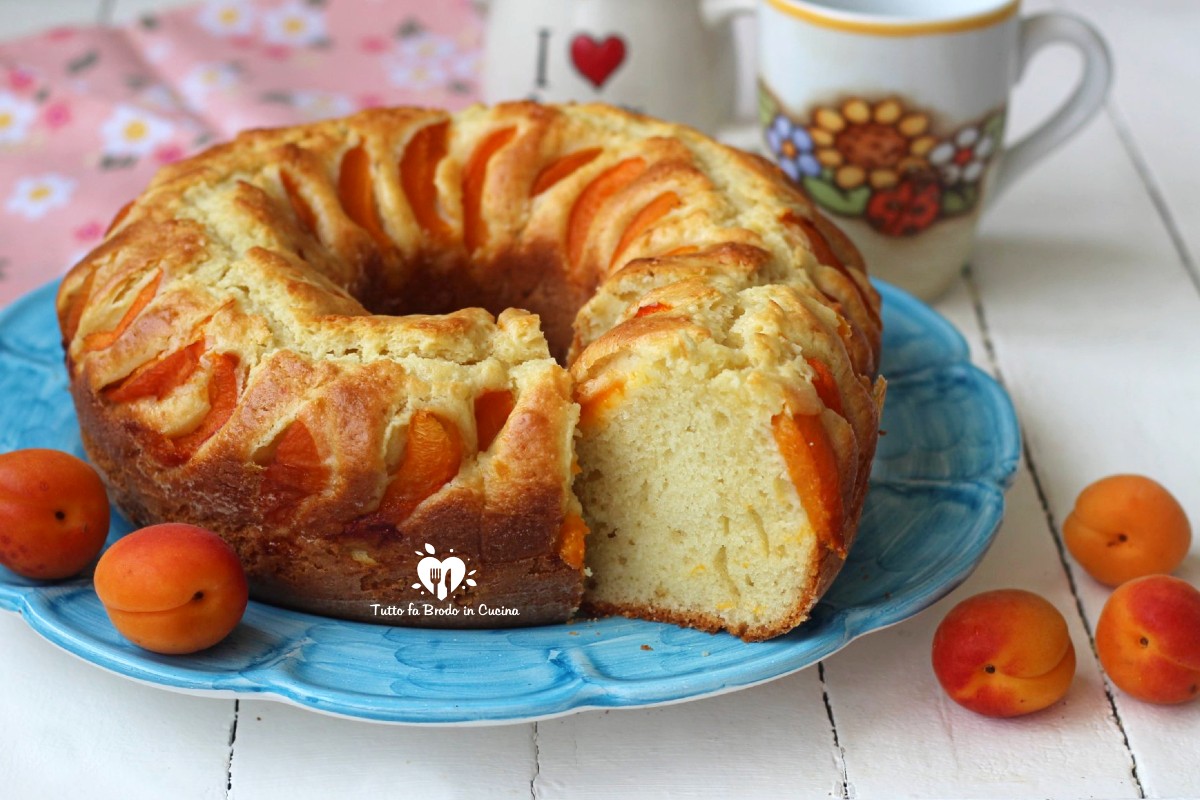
[1096,575,1200,705]
[932,589,1076,717]
[94,523,248,654]
[1063,475,1191,586]
[0,448,110,579]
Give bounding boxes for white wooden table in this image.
[2,1,1198,797]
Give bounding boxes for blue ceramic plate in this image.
[0,281,1019,725]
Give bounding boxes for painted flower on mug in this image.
[928,119,998,186]
[865,174,942,236]
[759,82,1007,237]
[806,97,936,191]
[765,114,821,183]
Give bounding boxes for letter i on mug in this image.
[749,0,1112,298]
[480,0,748,135]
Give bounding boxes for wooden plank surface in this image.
[0,1,1197,798]
[971,112,1200,800]
[229,701,537,799]
[1061,0,1200,296]
[959,5,1200,794]
[820,275,1143,798]
[536,667,841,798]
[0,613,234,799]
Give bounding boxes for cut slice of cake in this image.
[573,279,885,641]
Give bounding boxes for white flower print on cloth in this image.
[100,105,176,158]
[388,60,450,90]
[399,34,458,63]
[5,174,76,220]
[142,39,175,65]
[386,33,461,90]
[291,90,355,122]
[448,50,481,83]
[0,92,38,145]
[928,124,997,186]
[196,0,256,37]
[261,2,328,47]
[180,63,241,111]
[138,84,186,114]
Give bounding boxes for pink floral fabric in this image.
[0,0,482,309]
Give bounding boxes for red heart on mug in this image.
[570,34,627,89]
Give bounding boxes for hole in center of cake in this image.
[362,242,594,365]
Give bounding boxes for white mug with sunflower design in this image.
[750,0,1112,299]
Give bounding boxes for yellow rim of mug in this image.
[766,0,1020,36]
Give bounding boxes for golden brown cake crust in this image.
[58,102,883,637]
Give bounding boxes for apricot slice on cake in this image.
[379,411,463,524]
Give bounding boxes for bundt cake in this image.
[56,102,884,641]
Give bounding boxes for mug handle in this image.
[701,0,761,148]
[990,12,1113,203]
[702,0,757,27]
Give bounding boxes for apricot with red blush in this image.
[0,449,109,579]
[94,523,248,654]
[1096,575,1200,705]
[932,589,1076,717]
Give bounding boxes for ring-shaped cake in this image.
[57,102,884,641]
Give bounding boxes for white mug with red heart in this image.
[479,0,748,136]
